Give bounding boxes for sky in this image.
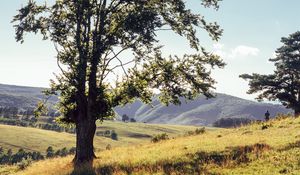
[1,0,300,101]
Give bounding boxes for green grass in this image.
[5,115,300,175]
[0,120,198,154]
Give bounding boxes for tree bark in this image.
[295,108,300,117]
[73,118,96,165]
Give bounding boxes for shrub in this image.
[106,144,112,150]
[130,118,136,122]
[195,127,205,134]
[151,133,169,143]
[111,131,118,141]
[17,157,32,170]
[261,124,272,130]
[186,127,206,136]
[69,147,76,154]
[46,146,54,158]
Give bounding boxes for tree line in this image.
[0,106,60,118]
[0,146,75,166]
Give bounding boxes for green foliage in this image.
[46,146,54,158]
[121,114,129,122]
[13,0,224,123]
[0,149,43,166]
[240,31,300,116]
[33,102,48,118]
[111,131,118,141]
[16,158,32,170]
[151,133,169,143]
[96,129,118,140]
[13,0,224,163]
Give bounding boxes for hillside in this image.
[0,84,57,109]
[0,121,197,154]
[4,115,300,175]
[0,83,291,125]
[115,94,291,125]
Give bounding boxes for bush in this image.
[151,133,169,143]
[106,144,112,150]
[111,131,118,141]
[261,124,271,130]
[186,127,206,136]
[69,147,76,154]
[17,158,32,170]
[130,118,136,122]
[46,146,54,158]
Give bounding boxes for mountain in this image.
[0,83,291,125]
[0,83,57,109]
[114,94,291,126]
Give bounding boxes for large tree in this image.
[240,31,300,116]
[13,0,224,165]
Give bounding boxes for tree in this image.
[111,130,118,140]
[240,31,300,116]
[13,0,224,165]
[122,114,129,122]
[46,146,54,158]
[130,118,136,122]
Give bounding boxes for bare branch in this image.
[53,43,69,79]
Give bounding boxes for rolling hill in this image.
[0,83,291,126]
[4,115,300,175]
[114,94,291,125]
[0,121,197,154]
[0,84,57,109]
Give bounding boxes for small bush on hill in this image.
[151,133,169,143]
[96,130,118,141]
[106,144,112,150]
[16,157,31,170]
[186,127,206,136]
[111,131,118,141]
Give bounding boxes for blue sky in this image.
[1,0,300,101]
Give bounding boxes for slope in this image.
[0,84,57,109]
[115,94,291,125]
[9,115,300,175]
[0,121,197,154]
[0,83,291,126]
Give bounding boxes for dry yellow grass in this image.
[3,115,300,175]
[11,116,300,175]
[0,120,197,154]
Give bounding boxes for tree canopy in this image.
[240,31,300,116]
[13,0,224,164]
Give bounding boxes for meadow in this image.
[0,120,198,154]
[2,115,300,174]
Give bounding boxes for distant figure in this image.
[265,110,270,121]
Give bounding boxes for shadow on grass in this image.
[279,140,300,151]
[70,161,96,175]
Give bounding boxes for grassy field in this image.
[0,120,198,154]
[4,115,300,175]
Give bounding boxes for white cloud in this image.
[213,44,260,60]
[229,45,260,58]
[213,43,227,58]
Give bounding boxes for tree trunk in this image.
[73,118,96,165]
[295,108,300,117]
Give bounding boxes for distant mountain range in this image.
[0,83,291,126]
[0,83,57,109]
[114,94,291,126]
